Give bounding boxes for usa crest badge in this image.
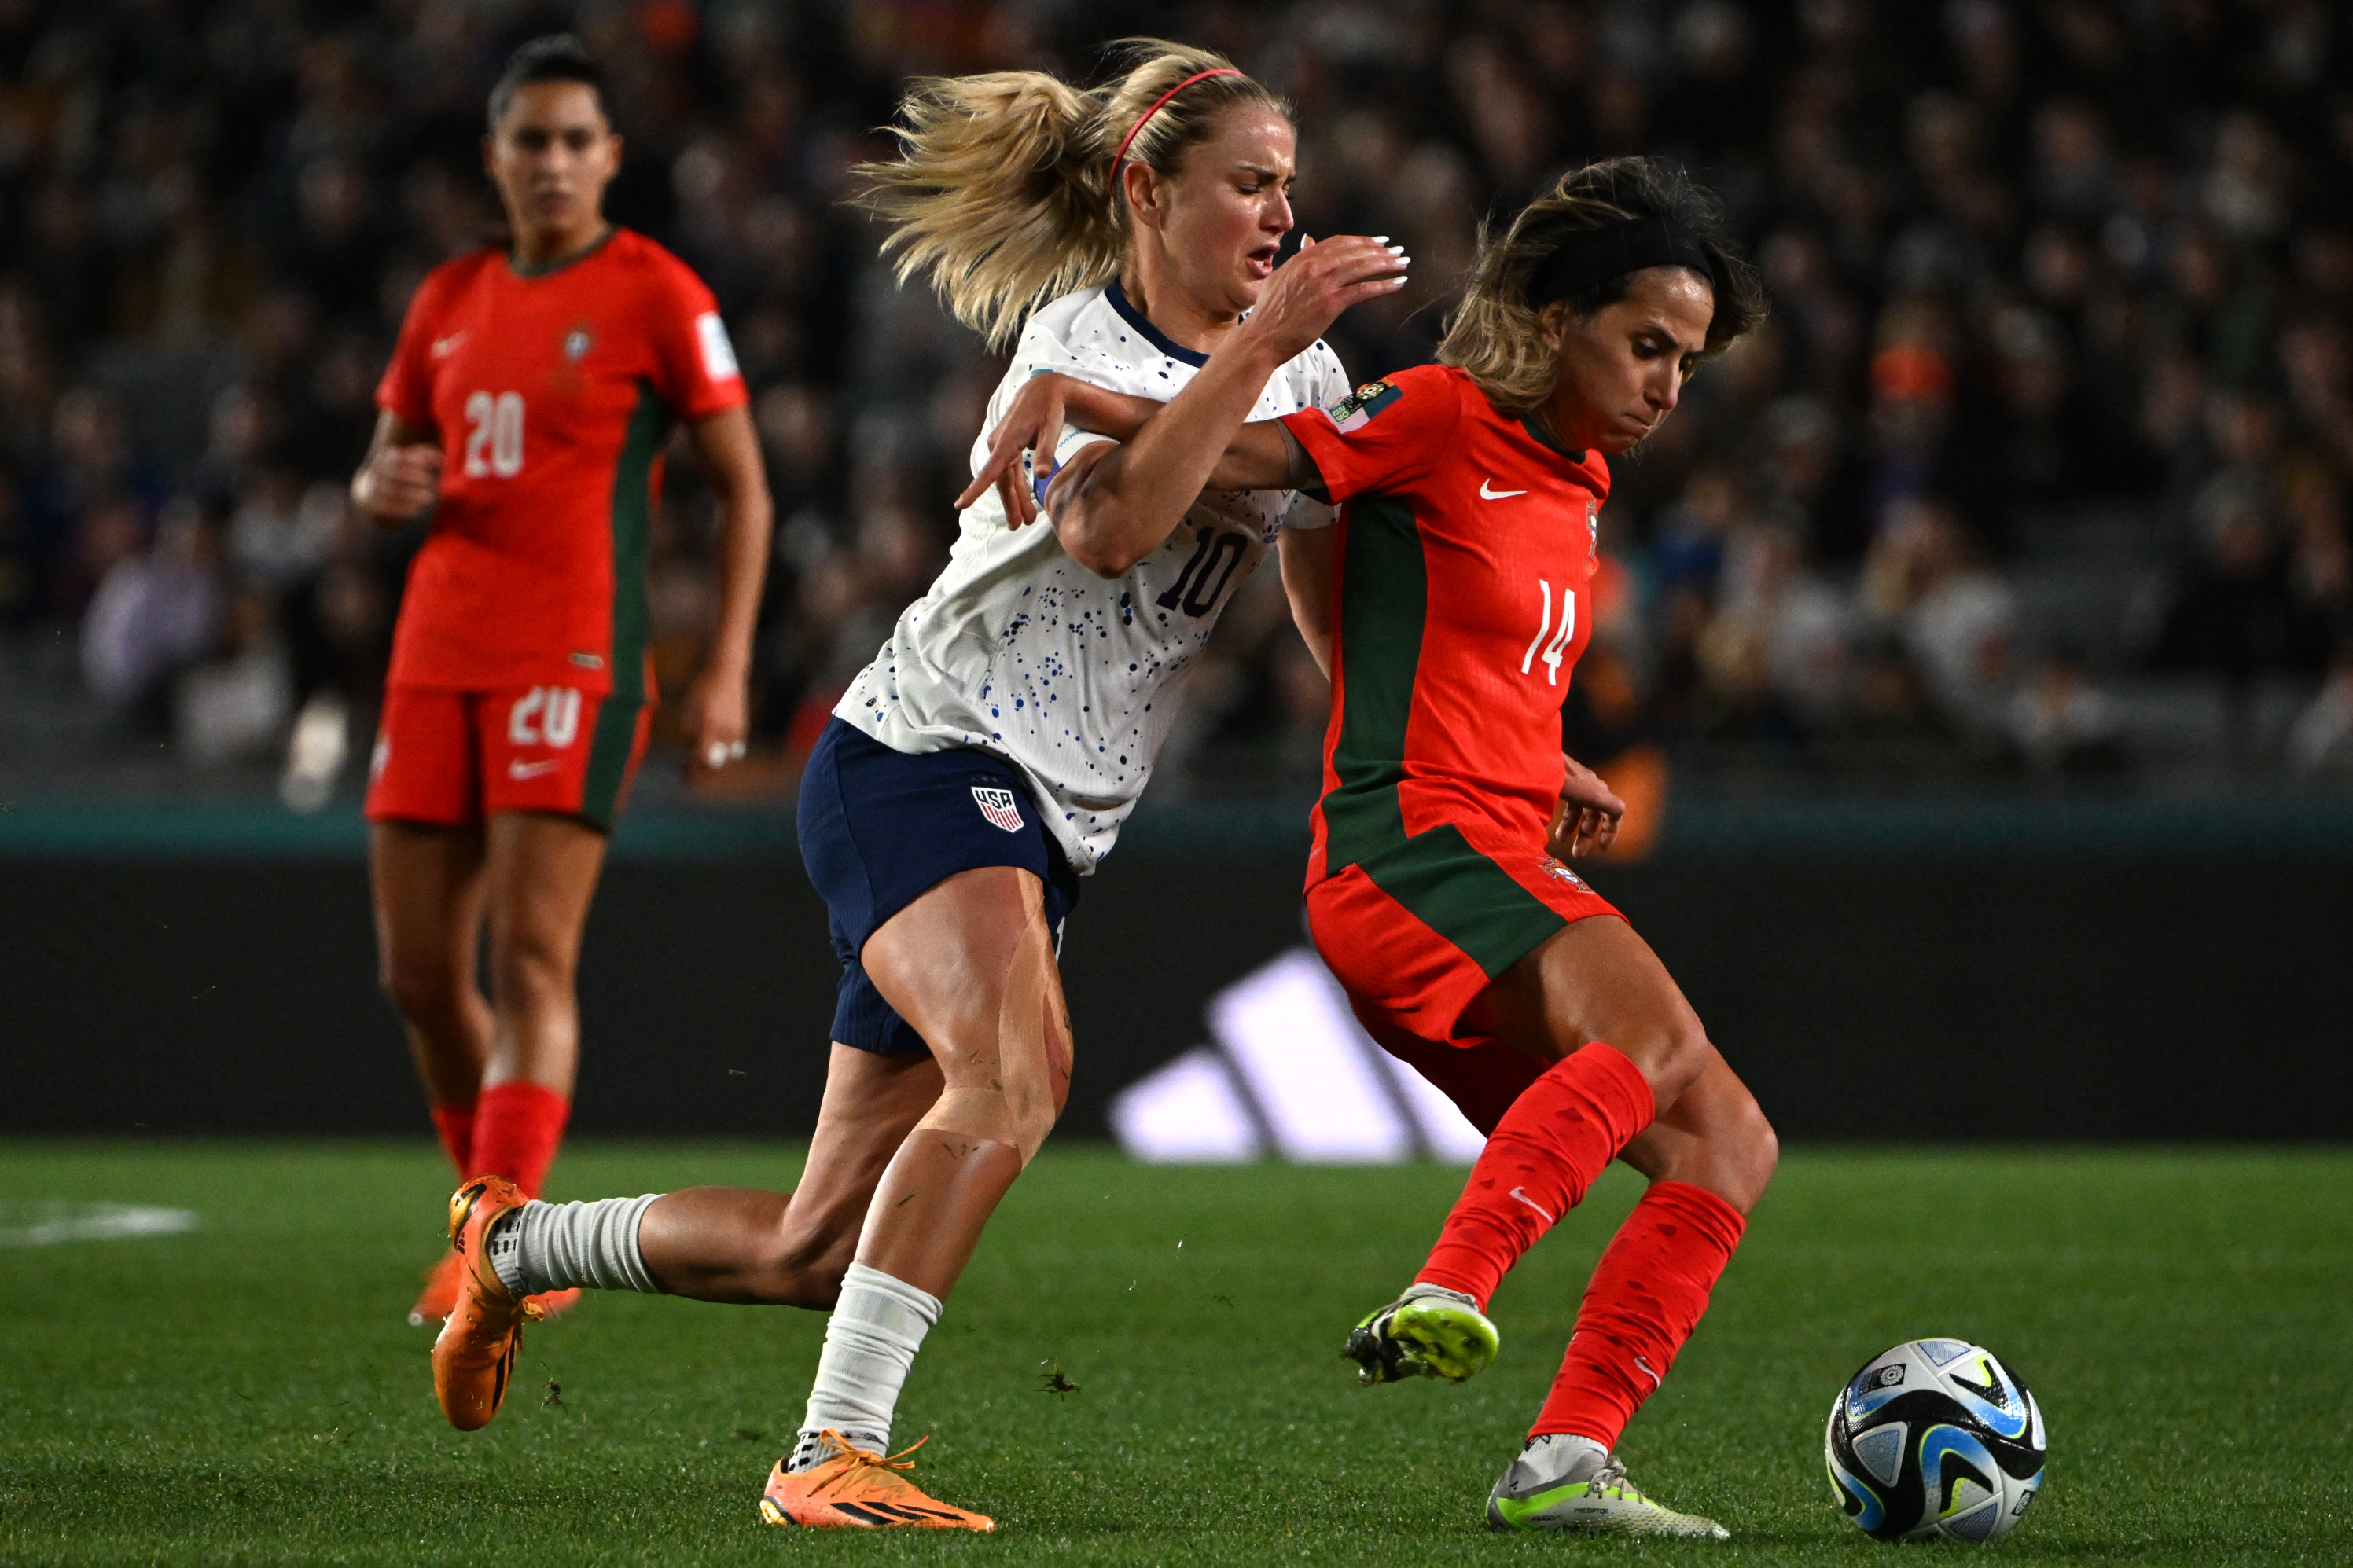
[972,785,1024,833]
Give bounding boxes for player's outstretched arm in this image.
[1048,234,1405,578]
[682,403,774,771]
[958,376,1159,527]
[351,410,443,526]
[968,374,1317,527]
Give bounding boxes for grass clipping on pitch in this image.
[0,1141,2346,1566]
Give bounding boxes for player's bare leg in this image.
[1464,914,1714,1107]
[638,1044,946,1306]
[435,811,607,1323]
[479,810,607,1102]
[851,865,1072,1295]
[1616,1047,1778,1217]
[373,821,493,1324]
[758,865,1066,1529]
[371,821,493,1114]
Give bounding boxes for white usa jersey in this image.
[835,282,1348,872]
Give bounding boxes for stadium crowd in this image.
[2,0,2351,802]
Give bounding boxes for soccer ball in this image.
[1825,1338,2046,1543]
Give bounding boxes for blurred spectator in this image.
[0,0,2348,799]
[80,496,221,711]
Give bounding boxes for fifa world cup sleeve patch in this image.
[694,312,741,382]
[1324,379,1402,433]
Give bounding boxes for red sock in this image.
[428,1103,477,1181]
[467,1081,571,1199]
[1417,1042,1655,1308]
[1531,1180,1747,1447]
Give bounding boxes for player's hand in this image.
[351,442,443,523]
[683,665,751,776]
[1234,234,1409,365]
[958,372,1068,527]
[1547,752,1625,860]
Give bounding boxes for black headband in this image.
[1524,216,1715,308]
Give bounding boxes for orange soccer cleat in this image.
[411,1250,579,1328]
[759,1431,996,1531]
[430,1175,543,1431]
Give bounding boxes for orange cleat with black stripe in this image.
[759,1431,996,1531]
[430,1175,543,1431]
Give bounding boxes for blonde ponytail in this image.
[855,40,1291,351]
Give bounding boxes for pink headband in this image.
[1109,68,1245,189]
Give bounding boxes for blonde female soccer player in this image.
[426,41,1405,1531]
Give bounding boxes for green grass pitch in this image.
[2,1142,2346,1566]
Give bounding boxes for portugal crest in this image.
[972,785,1024,833]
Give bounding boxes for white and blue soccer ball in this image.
[1825,1338,2046,1543]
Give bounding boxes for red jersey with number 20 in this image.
[1280,364,1609,884]
[376,228,746,695]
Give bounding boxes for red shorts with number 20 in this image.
[365,681,653,832]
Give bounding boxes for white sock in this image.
[1520,1432,1609,1480]
[487,1194,663,1297]
[788,1262,940,1471]
[1405,1281,1480,1310]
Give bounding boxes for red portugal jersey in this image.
[1280,363,1609,887]
[376,228,747,695]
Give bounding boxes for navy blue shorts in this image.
[797,717,1079,1055]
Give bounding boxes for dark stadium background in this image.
[1,0,2348,1142]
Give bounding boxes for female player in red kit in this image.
[350,36,770,1327]
[984,156,1771,1536]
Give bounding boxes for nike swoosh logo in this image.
[506,759,561,780]
[432,332,468,357]
[1634,1354,1663,1389]
[1508,1186,1556,1224]
[1480,479,1527,499]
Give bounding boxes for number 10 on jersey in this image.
[464,391,524,478]
[1522,580,1575,685]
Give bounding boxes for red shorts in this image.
[365,681,653,831]
[1307,829,1622,1133]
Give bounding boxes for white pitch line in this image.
[0,1203,200,1247]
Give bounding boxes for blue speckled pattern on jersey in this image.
[833,284,1350,872]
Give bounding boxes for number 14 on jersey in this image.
[1521,581,1575,685]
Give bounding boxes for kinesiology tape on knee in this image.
[914,917,1067,1164]
[488,1193,663,1297]
[913,1087,1041,1162]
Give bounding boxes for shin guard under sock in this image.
[429,1103,476,1181]
[1417,1042,1655,1309]
[1531,1180,1746,1447]
[468,1081,570,1199]
[790,1263,942,1470]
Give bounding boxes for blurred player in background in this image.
[350,37,769,1328]
[1017,156,1774,1537]
[425,42,1403,1530]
